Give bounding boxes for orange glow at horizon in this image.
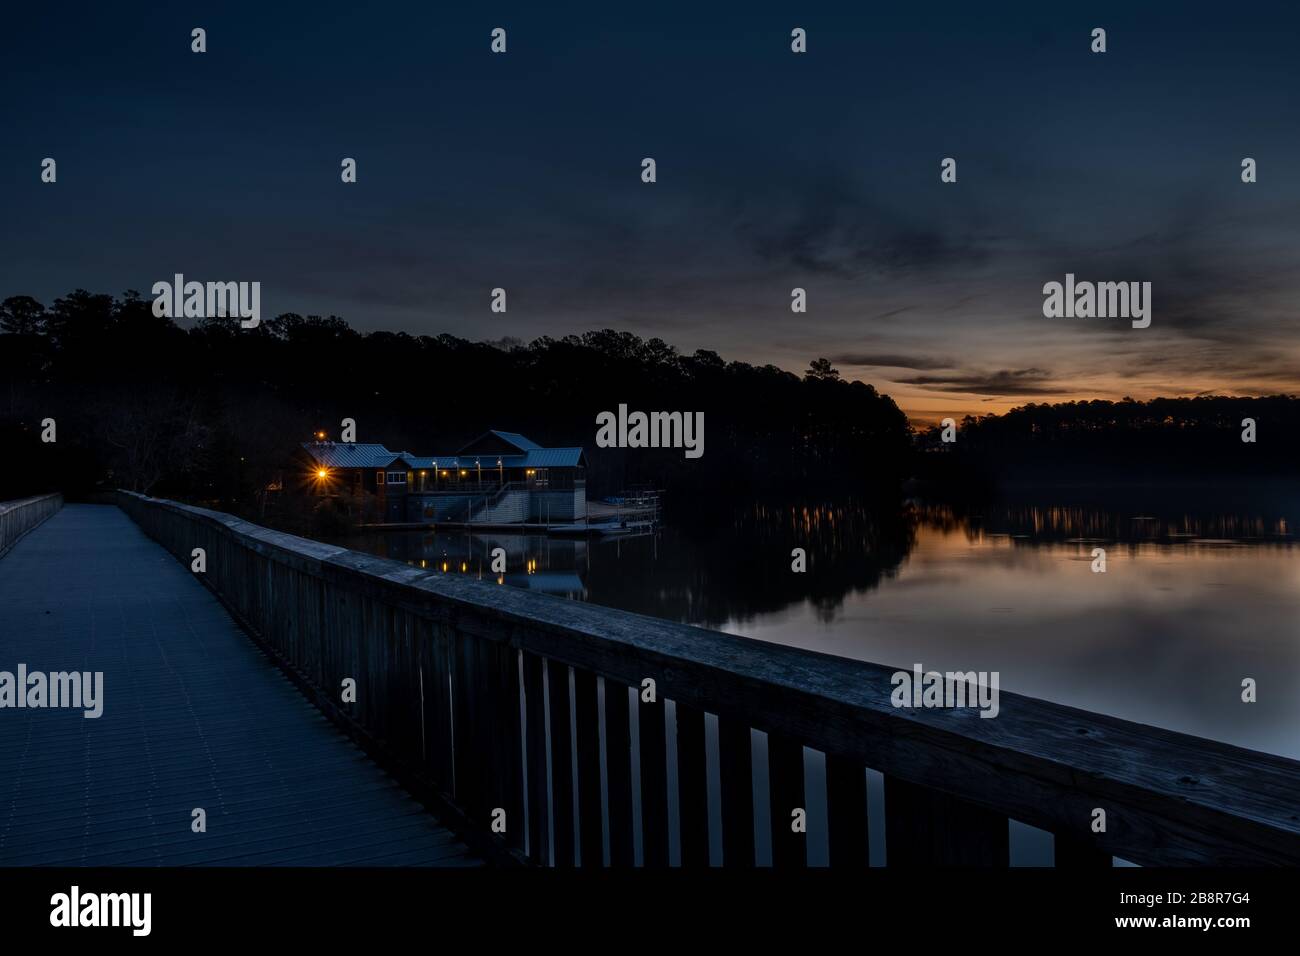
[891,383,1296,430]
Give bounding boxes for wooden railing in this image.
[115,491,1300,867]
[0,493,62,560]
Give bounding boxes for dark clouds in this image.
[740,176,998,279]
[830,353,954,370]
[895,368,1071,397]
[2,2,1299,416]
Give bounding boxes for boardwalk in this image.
[0,504,479,866]
[6,495,1298,869]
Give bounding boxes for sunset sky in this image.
[3,1,1299,424]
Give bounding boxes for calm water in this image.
[337,485,1300,764]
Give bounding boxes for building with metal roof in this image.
[301,442,407,470]
[482,430,541,451]
[298,430,587,525]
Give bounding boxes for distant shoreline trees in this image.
[915,397,1300,484]
[2,291,1293,509]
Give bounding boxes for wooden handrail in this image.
[0,493,62,560]
[114,490,1300,867]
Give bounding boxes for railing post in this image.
[420,620,455,793]
[547,659,576,866]
[675,703,709,867]
[718,716,755,867]
[522,653,550,865]
[826,753,869,867]
[450,632,483,819]
[768,734,806,868]
[574,669,603,866]
[487,642,525,854]
[639,690,669,867]
[604,680,635,867]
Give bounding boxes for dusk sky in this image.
[4,1,1300,423]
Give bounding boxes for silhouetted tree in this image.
[805,357,840,380]
[0,296,46,336]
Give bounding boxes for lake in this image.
[332,483,1300,864]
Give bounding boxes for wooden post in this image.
[574,668,603,866]
[826,753,869,867]
[547,658,575,866]
[522,652,550,865]
[604,680,635,867]
[487,642,524,853]
[451,632,484,820]
[418,620,455,793]
[718,716,755,867]
[639,691,669,867]
[676,702,709,867]
[768,734,806,868]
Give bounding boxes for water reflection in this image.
[333,488,1300,761]
[337,500,917,627]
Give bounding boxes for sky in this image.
[3,1,1299,424]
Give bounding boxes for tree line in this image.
[916,396,1300,484]
[3,290,1293,515]
[0,291,911,512]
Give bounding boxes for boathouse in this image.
[299,430,587,524]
